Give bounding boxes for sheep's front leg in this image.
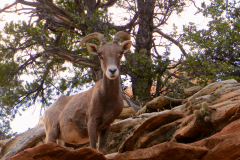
[98,126,110,154]
[88,119,98,149]
[45,123,60,143]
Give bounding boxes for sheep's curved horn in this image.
[79,32,107,47]
[113,31,131,44]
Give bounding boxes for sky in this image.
[0,0,210,134]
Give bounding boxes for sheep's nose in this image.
[107,66,119,79]
[109,68,117,74]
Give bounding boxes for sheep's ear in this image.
[121,40,132,53]
[86,43,99,55]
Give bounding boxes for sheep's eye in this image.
[98,54,104,59]
[118,54,123,58]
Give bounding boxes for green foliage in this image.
[181,0,240,85]
[0,61,20,138]
[0,19,93,136]
[124,48,176,100]
[56,0,77,13]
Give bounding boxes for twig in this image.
[0,2,17,13]
[153,28,188,58]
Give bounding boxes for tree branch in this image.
[54,32,63,46]
[15,53,41,74]
[101,0,117,8]
[107,12,139,31]
[119,77,140,112]
[0,2,17,13]
[153,28,188,58]
[44,47,100,69]
[16,0,87,31]
[189,0,203,15]
[41,23,47,47]
[165,70,196,86]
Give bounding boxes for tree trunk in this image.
[85,0,96,13]
[131,0,155,101]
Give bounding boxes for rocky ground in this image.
[1,79,240,160]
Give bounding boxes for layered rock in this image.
[0,124,45,160]
[108,142,208,160]
[6,143,106,160]
[3,79,240,160]
[184,86,202,97]
[108,117,240,160]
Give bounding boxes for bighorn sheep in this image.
[43,31,132,154]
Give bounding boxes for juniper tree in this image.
[0,0,207,137]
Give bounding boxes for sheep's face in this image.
[86,40,132,80]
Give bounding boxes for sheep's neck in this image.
[101,75,120,99]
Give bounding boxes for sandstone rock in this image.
[202,138,240,160]
[111,112,164,133]
[184,86,202,97]
[107,112,176,154]
[119,110,183,152]
[173,114,213,143]
[136,96,184,115]
[108,142,208,160]
[0,139,10,148]
[118,79,240,155]
[106,128,134,154]
[187,79,238,103]
[123,100,129,108]
[183,79,240,113]
[35,118,44,127]
[192,118,240,160]
[146,96,184,110]
[111,117,145,133]
[210,102,240,131]
[173,102,240,143]
[135,105,147,115]
[0,124,45,160]
[6,143,106,160]
[105,153,118,159]
[210,83,240,106]
[117,106,136,119]
[4,79,240,160]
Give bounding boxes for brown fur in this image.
[43,32,132,154]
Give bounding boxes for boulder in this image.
[146,96,184,110]
[6,143,106,160]
[136,96,184,115]
[0,124,45,160]
[107,142,208,160]
[186,79,238,105]
[111,112,165,133]
[110,104,240,160]
[183,79,240,113]
[117,101,136,119]
[107,112,174,154]
[192,118,240,160]
[119,110,184,152]
[118,79,240,154]
[184,86,202,97]
[0,139,10,148]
